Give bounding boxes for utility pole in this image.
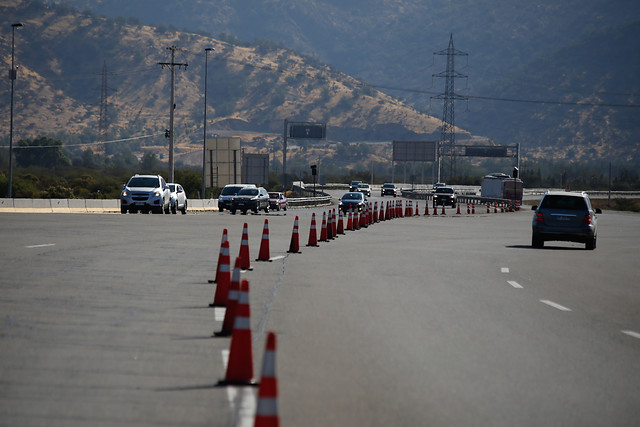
[158,46,188,183]
[432,34,467,183]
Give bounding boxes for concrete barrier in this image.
[0,196,331,213]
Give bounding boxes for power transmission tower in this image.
[158,45,188,183]
[98,60,112,149]
[432,34,468,183]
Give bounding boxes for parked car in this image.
[381,183,398,197]
[357,183,371,197]
[168,183,188,214]
[268,192,288,211]
[349,180,362,192]
[433,186,457,207]
[230,187,270,214]
[531,191,601,250]
[338,192,366,213]
[120,174,171,214]
[218,184,255,212]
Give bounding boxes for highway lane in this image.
[0,205,639,426]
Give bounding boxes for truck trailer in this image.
[481,173,523,202]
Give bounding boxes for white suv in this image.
[120,174,171,214]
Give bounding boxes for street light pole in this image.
[202,47,214,199]
[8,22,24,198]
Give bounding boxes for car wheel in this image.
[219,207,224,212]
[283,206,287,211]
[121,207,127,214]
[276,204,280,211]
[532,234,544,249]
[230,209,236,215]
[171,203,177,214]
[181,201,187,215]
[586,237,596,250]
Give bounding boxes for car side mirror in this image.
[531,205,537,210]
[121,184,125,189]
[595,208,602,214]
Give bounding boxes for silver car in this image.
[120,174,171,214]
[531,191,602,250]
[168,183,188,214]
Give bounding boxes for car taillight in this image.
[535,212,544,222]
[583,214,592,224]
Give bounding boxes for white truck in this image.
[481,173,523,202]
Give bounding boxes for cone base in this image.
[255,258,272,262]
[213,330,232,337]
[209,302,226,307]
[208,279,217,283]
[217,379,259,387]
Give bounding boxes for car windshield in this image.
[268,193,280,198]
[128,177,159,188]
[358,184,369,188]
[221,186,244,195]
[238,188,259,196]
[342,193,363,201]
[540,195,588,210]
[383,184,394,188]
[436,187,454,194]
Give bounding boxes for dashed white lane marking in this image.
[507,280,523,289]
[221,349,256,427]
[270,255,286,261]
[501,267,509,273]
[214,307,226,322]
[621,330,640,339]
[25,243,55,248]
[540,299,572,311]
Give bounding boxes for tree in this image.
[15,136,71,168]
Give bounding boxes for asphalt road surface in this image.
[1,201,639,426]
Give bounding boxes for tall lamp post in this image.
[202,47,214,199]
[8,22,24,198]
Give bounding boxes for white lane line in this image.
[270,255,286,261]
[25,243,56,248]
[540,299,572,311]
[214,307,226,322]
[621,330,640,339]
[221,349,256,427]
[507,280,523,289]
[501,267,509,273]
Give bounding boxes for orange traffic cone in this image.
[287,216,301,254]
[319,212,328,242]
[327,210,334,240]
[467,202,470,214]
[332,209,338,237]
[441,203,446,215]
[238,223,253,271]
[254,331,279,427]
[337,210,345,235]
[487,203,491,214]
[215,257,241,336]
[209,228,228,284]
[433,201,438,216]
[256,219,271,262]
[456,203,461,215]
[415,201,420,216]
[219,279,256,386]
[472,202,475,214]
[346,209,353,231]
[307,213,319,247]
[210,240,231,307]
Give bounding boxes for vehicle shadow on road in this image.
[506,244,586,251]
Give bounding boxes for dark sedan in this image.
[338,192,366,213]
[230,187,270,214]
